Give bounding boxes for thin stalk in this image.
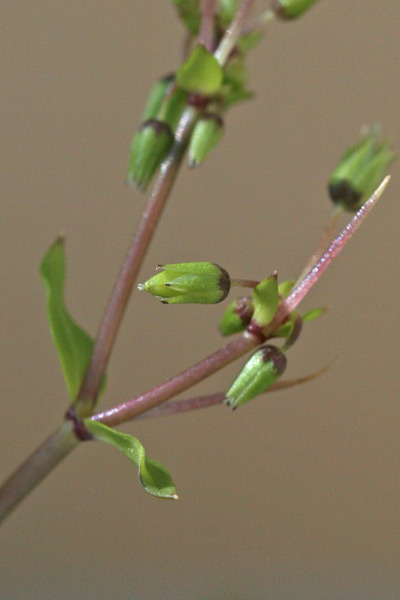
[295,206,342,286]
[0,422,77,525]
[92,331,260,426]
[230,278,260,289]
[199,0,218,51]
[137,363,333,419]
[214,0,256,65]
[76,105,199,417]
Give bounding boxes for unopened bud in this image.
[189,112,224,167]
[128,119,173,190]
[217,0,239,27]
[141,74,176,123]
[328,131,394,211]
[139,262,231,304]
[225,345,287,409]
[219,296,254,336]
[272,0,320,20]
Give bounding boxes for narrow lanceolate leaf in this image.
[40,237,105,402]
[177,45,223,95]
[85,421,178,500]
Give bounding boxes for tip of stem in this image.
[137,283,145,291]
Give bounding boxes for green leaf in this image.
[85,421,178,500]
[252,274,279,328]
[303,306,327,322]
[40,237,105,402]
[177,45,223,95]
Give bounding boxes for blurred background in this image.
[1,1,399,598]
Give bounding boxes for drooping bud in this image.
[138,262,231,304]
[140,74,176,123]
[171,0,201,35]
[272,0,320,20]
[128,119,174,190]
[189,112,224,167]
[219,296,254,336]
[328,130,394,211]
[225,345,287,409]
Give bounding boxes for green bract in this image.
[328,130,395,211]
[219,296,254,336]
[40,238,106,402]
[252,274,279,328]
[188,112,224,167]
[177,45,223,95]
[225,345,287,409]
[139,262,231,304]
[272,0,320,19]
[85,421,178,499]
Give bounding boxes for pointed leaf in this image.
[177,45,223,95]
[85,421,178,499]
[303,306,327,322]
[40,237,105,401]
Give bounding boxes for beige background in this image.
[1,2,400,599]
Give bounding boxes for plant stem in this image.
[230,278,260,289]
[76,105,199,417]
[214,0,256,65]
[137,363,332,419]
[92,331,260,426]
[0,422,77,525]
[199,0,218,51]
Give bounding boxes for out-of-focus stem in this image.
[214,0,256,65]
[199,0,218,51]
[0,422,77,524]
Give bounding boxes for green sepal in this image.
[218,296,254,336]
[128,120,173,190]
[217,0,239,27]
[140,74,175,123]
[273,0,320,19]
[177,45,224,96]
[252,273,279,328]
[237,30,264,55]
[139,262,231,304]
[303,306,326,322]
[223,58,248,89]
[225,345,287,409]
[159,87,188,131]
[188,112,224,167]
[40,238,106,402]
[171,0,201,34]
[328,129,395,211]
[278,279,295,299]
[84,421,178,500]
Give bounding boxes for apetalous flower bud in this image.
[219,297,254,336]
[225,345,287,409]
[128,119,173,190]
[189,112,224,168]
[272,0,320,20]
[328,130,394,211]
[138,262,231,304]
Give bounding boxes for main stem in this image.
[76,106,199,416]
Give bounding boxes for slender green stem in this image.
[0,422,77,525]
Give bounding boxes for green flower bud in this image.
[138,262,231,304]
[225,345,287,409]
[272,0,320,20]
[217,0,239,27]
[171,0,201,35]
[128,119,173,190]
[188,112,224,168]
[328,131,395,211]
[159,87,188,131]
[140,74,176,123]
[219,296,254,336]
